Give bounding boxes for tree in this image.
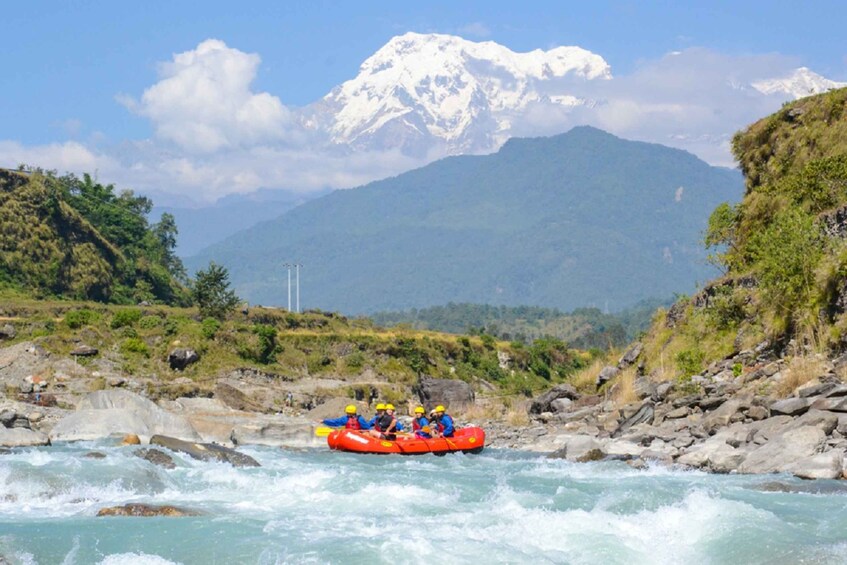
[192,262,240,320]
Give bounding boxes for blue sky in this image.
[1,1,845,200]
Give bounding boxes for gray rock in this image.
[790,451,844,480]
[0,323,16,340]
[612,402,654,438]
[230,421,319,448]
[678,441,746,473]
[617,343,643,369]
[70,345,98,357]
[150,435,260,467]
[825,385,847,398]
[0,427,49,447]
[665,407,689,419]
[798,382,837,398]
[97,503,200,517]
[811,396,847,412]
[529,383,579,415]
[632,376,655,400]
[770,397,812,416]
[596,366,620,389]
[746,405,769,420]
[135,448,177,469]
[0,409,16,427]
[415,375,474,410]
[698,396,727,411]
[49,390,200,443]
[168,348,200,371]
[548,435,604,461]
[740,426,826,474]
[550,398,573,413]
[655,381,674,401]
[701,398,748,433]
[788,410,839,435]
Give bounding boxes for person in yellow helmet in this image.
[322,404,371,430]
[368,402,398,440]
[412,406,431,438]
[367,403,386,429]
[430,405,455,437]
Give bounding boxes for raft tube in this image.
[327,427,485,455]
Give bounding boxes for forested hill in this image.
[371,300,667,349]
[0,168,188,304]
[189,126,743,314]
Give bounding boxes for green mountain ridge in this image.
[188,126,743,314]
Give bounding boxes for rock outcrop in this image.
[150,434,260,467]
[414,375,474,410]
[97,504,200,517]
[168,348,200,370]
[49,390,200,443]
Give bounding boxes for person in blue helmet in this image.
[430,405,455,438]
[322,404,371,431]
[411,406,431,439]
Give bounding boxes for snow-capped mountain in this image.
[302,33,611,155]
[752,67,847,98]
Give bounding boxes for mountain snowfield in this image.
[298,33,845,159]
[303,32,611,155]
[751,66,847,98]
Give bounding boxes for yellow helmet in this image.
[345,405,357,414]
[435,405,445,413]
[386,403,395,411]
[375,403,386,411]
[414,406,425,414]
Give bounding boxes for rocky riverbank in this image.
[2,335,846,480]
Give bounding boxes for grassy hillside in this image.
[0,168,188,305]
[633,87,847,382]
[0,292,594,407]
[189,126,742,314]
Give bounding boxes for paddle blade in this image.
[315,426,335,437]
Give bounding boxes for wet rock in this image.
[168,348,200,371]
[84,451,106,459]
[769,397,812,416]
[135,448,176,469]
[529,383,579,415]
[0,427,49,447]
[414,375,474,410]
[121,434,141,445]
[577,448,606,462]
[97,503,200,517]
[150,434,260,467]
[70,345,98,357]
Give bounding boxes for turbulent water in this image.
[2,444,847,564]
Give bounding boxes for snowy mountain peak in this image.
[313,33,611,154]
[752,67,847,99]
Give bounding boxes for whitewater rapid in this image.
[1,443,846,564]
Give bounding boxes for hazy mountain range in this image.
[187,126,743,314]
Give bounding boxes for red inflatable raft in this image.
[327,427,485,455]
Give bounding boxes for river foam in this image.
[1,444,846,563]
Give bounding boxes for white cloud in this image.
[0,140,113,172]
[119,39,291,153]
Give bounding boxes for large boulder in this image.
[0,342,50,387]
[739,426,827,474]
[135,448,176,469]
[611,402,654,438]
[49,390,200,443]
[0,427,49,447]
[414,375,474,410]
[529,383,579,415]
[618,343,643,369]
[548,435,605,462]
[150,435,260,467]
[790,451,844,480]
[230,421,318,448]
[770,397,812,416]
[595,366,620,389]
[168,348,200,370]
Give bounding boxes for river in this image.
[1,443,846,564]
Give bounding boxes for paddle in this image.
[314,426,335,437]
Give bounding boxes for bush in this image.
[64,309,97,329]
[201,317,221,340]
[121,337,149,355]
[111,308,142,329]
[345,351,365,369]
[192,262,240,320]
[138,315,161,329]
[253,324,279,363]
[675,348,704,379]
[163,318,179,336]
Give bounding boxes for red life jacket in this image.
[413,417,426,431]
[345,415,361,430]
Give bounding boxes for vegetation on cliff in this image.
[0,168,188,305]
[634,87,847,384]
